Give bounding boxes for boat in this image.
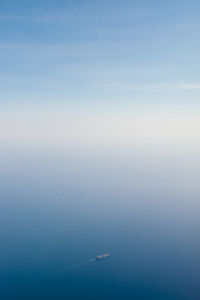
[95,254,110,261]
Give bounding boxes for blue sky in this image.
[0,0,200,154]
[0,0,200,109]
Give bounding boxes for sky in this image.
[1,3,200,298]
[1,4,200,300]
[0,0,200,152]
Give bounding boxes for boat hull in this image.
[95,254,110,261]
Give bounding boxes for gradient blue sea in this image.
[0,149,199,300]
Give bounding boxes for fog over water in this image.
[0,109,200,299]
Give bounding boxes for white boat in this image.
[95,254,110,261]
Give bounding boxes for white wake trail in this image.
[61,258,95,271]
[47,258,96,277]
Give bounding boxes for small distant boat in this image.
[95,254,110,261]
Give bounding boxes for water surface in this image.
[0,149,199,299]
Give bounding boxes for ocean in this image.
[0,148,199,299]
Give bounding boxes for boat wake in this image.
[61,258,96,271]
[47,258,96,277]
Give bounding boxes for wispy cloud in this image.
[178,83,200,90]
[0,9,146,24]
[97,82,200,92]
[0,13,86,24]
[0,13,53,23]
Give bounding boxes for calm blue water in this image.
[0,150,199,299]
